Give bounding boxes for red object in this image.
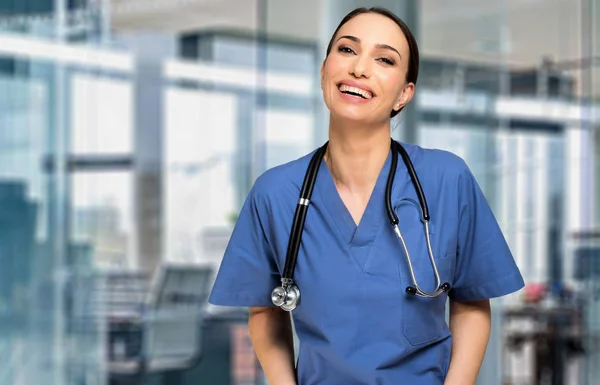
[523,283,547,304]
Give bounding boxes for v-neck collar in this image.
[315,149,392,248]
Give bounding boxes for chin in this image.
[330,108,381,125]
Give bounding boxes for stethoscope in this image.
[271,140,451,311]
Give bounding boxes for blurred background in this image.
[0,0,598,384]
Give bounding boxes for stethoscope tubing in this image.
[274,139,450,311]
[282,143,328,281]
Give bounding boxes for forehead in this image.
[336,13,409,50]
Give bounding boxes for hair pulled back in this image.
[324,7,419,117]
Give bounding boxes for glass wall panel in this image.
[0,53,109,384]
[0,71,51,385]
[0,3,131,379]
[420,1,598,384]
[163,87,238,264]
[70,73,133,155]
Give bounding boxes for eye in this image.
[378,57,395,65]
[338,45,355,55]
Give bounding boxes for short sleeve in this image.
[208,184,280,307]
[449,164,525,302]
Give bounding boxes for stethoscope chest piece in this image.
[271,280,300,311]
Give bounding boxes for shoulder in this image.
[249,148,319,206]
[400,141,471,180]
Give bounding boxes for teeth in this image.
[338,84,373,99]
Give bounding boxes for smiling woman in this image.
[322,7,419,119]
[208,6,525,385]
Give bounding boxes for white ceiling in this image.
[110,0,586,61]
[109,0,597,93]
[110,0,319,40]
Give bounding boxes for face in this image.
[321,13,414,124]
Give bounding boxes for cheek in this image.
[321,66,340,101]
[323,55,343,73]
[322,65,334,84]
[380,73,405,103]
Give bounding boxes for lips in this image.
[337,82,374,99]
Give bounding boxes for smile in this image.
[338,84,374,99]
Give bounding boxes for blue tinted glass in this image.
[212,36,315,75]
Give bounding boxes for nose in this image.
[349,54,371,78]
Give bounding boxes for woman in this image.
[209,7,524,385]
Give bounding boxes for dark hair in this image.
[324,7,420,117]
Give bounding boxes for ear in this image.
[320,60,326,88]
[393,83,415,112]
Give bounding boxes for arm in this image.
[444,299,491,385]
[248,306,297,385]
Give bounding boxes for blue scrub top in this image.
[209,142,525,385]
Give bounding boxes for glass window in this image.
[0,60,71,385]
[163,87,237,263]
[71,171,133,269]
[260,108,314,170]
[70,73,133,155]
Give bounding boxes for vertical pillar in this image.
[595,128,600,231]
[123,34,176,273]
[583,3,600,385]
[591,0,600,230]
[317,0,420,144]
[51,2,68,384]
[99,0,112,45]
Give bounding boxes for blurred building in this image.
[0,0,598,384]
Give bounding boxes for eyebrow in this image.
[336,35,402,60]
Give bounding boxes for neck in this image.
[325,117,391,192]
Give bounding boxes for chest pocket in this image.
[394,199,455,346]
